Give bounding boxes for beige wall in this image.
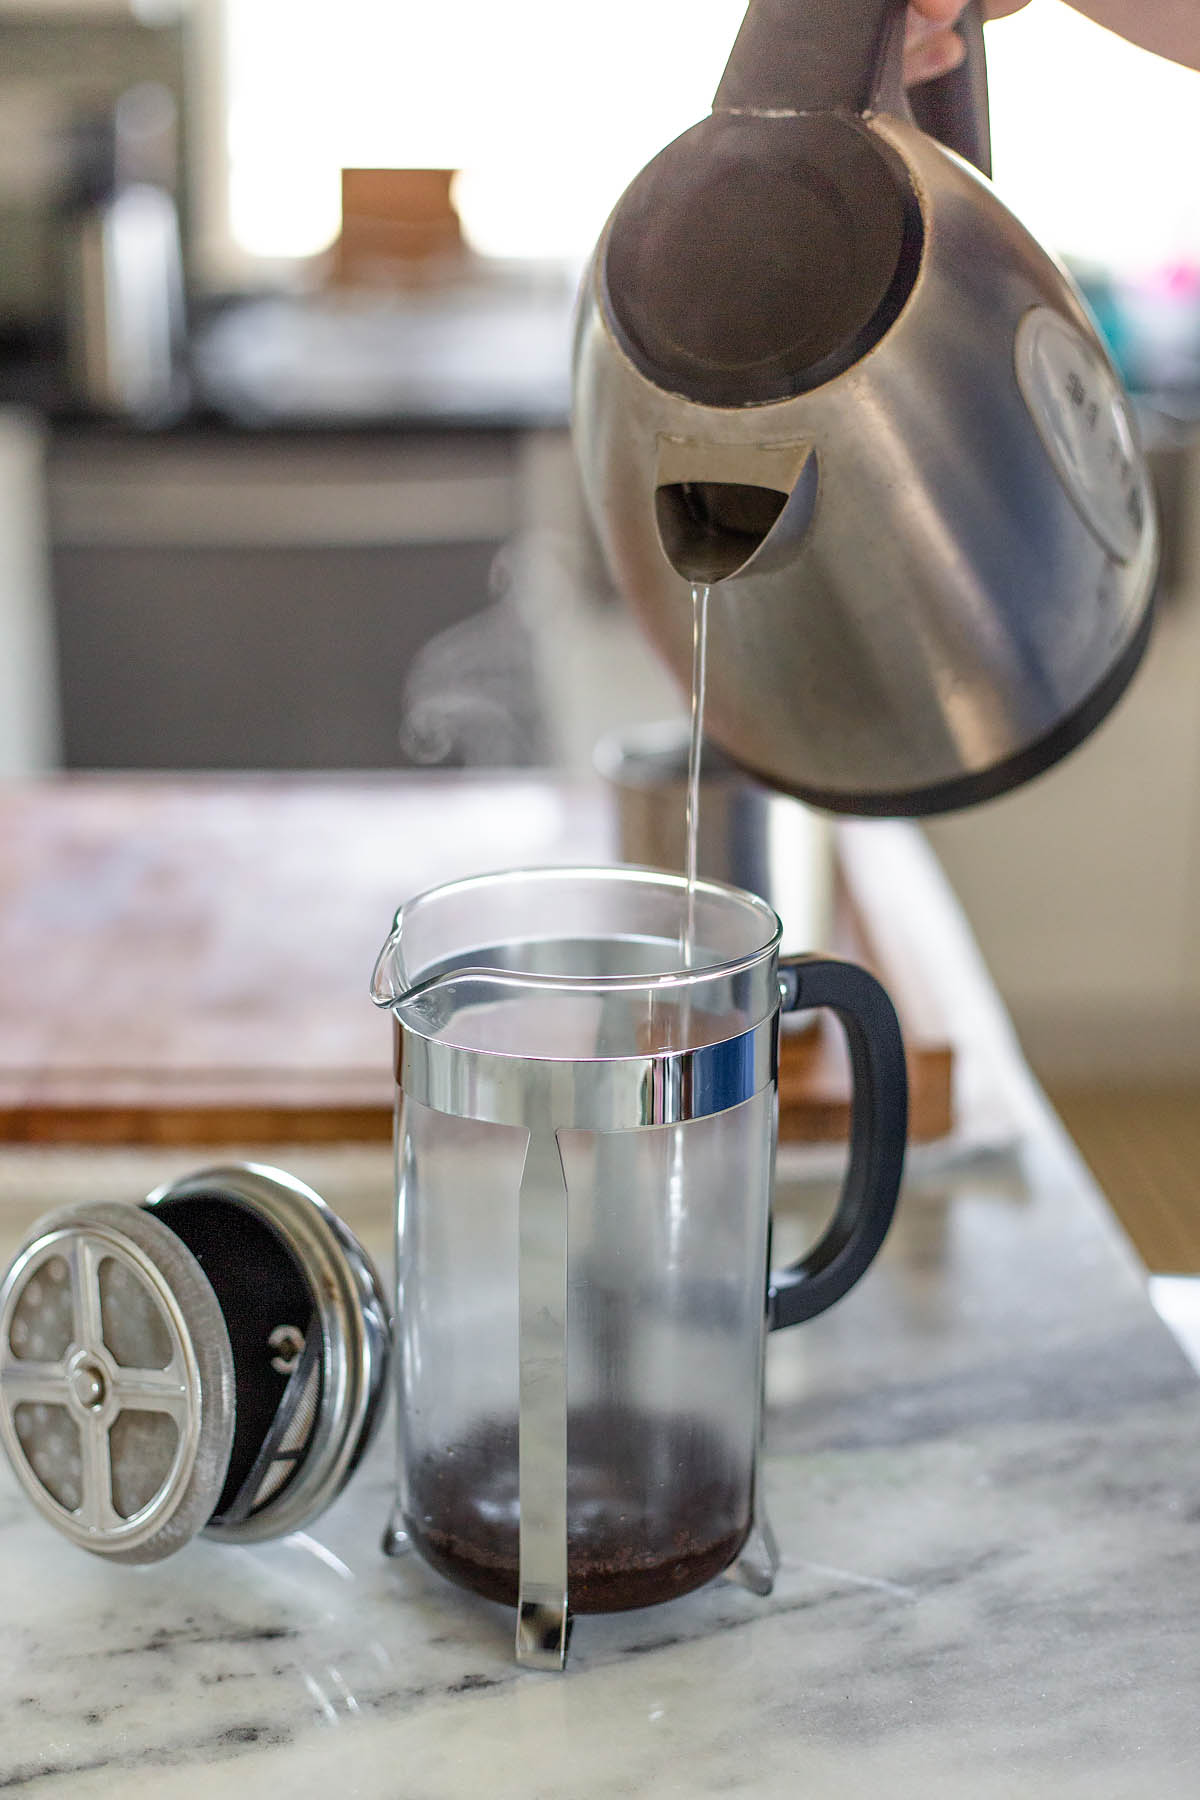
[927,440,1200,1083]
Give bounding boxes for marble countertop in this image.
[2,840,1199,1796]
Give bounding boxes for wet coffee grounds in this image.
[405,1407,749,1613]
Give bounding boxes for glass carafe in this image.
[371,866,905,1668]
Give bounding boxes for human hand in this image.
[905,2,1032,86]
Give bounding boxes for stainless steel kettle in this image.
[572,0,1159,815]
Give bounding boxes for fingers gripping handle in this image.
[770,956,907,1331]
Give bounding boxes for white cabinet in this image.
[0,409,59,772]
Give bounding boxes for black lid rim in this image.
[601,112,925,409]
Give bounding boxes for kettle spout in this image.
[655,482,786,583]
[653,438,818,584]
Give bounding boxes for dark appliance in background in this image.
[0,8,190,419]
[45,427,543,771]
[59,81,187,422]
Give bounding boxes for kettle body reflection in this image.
[572,0,1159,815]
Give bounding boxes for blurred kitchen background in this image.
[2,0,1199,1261]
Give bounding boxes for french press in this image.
[371,865,906,1668]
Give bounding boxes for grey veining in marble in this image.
[1,1118,1199,1799]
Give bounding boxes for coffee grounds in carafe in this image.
[405,1406,750,1614]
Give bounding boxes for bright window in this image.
[223,0,746,261]
[221,0,1200,274]
[986,3,1200,272]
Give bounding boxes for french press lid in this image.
[0,1164,389,1561]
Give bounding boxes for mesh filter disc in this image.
[0,1203,235,1562]
[249,1356,321,1509]
[145,1163,391,1546]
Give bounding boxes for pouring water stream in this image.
[683,581,710,968]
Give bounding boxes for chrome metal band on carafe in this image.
[397,1016,776,1132]
[397,1010,777,1669]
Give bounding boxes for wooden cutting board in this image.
[0,776,953,1145]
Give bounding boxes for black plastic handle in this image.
[769,954,907,1330]
[908,3,992,178]
[714,0,992,179]
[715,0,898,114]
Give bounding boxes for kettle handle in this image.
[714,0,992,179]
[769,955,907,1330]
[908,3,992,178]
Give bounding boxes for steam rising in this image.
[399,545,549,767]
